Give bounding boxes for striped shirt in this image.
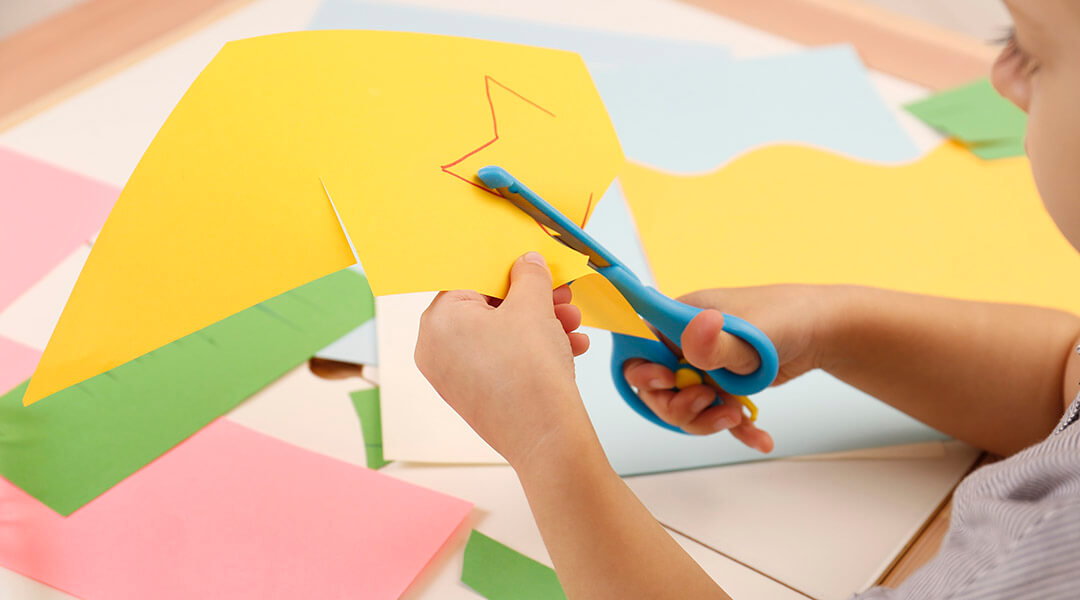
[854,391,1080,599]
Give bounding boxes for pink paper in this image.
[0,335,40,393]
[0,419,472,599]
[0,147,116,312]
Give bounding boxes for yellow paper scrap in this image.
[619,143,1080,314]
[570,274,656,340]
[24,31,623,405]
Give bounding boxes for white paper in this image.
[377,292,504,464]
[225,365,373,466]
[0,244,88,351]
[627,442,980,599]
[383,463,809,600]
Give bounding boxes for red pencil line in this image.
[440,76,570,238]
[580,193,595,228]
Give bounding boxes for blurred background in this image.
[0,0,1013,41]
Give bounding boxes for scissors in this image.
[477,166,780,434]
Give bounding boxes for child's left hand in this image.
[415,251,597,470]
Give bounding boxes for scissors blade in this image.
[477,165,614,269]
[502,192,611,268]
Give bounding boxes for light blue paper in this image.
[315,319,378,365]
[315,265,379,365]
[309,0,733,68]
[310,0,943,475]
[578,333,946,475]
[592,45,920,171]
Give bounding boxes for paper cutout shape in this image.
[0,337,39,396]
[905,78,1026,160]
[0,148,115,314]
[461,530,566,600]
[0,269,370,515]
[350,388,391,469]
[0,419,473,600]
[619,143,1078,310]
[24,30,622,405]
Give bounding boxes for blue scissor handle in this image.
[610,333,689,433]
[598,263,779,397]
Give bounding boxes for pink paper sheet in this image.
[0,419,472,599]
[0,148,116,312]
[0,336,40,393]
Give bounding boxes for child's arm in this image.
[416,253,729,599]
[630,285,1080,457]
[826,286,1080,455]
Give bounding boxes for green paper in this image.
[968,137,1027,160]
[0,268,373,515]
[349,387,390,469]
[905,78,1026,157]
[461,530,567,600]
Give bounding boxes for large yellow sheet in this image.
[619,143,1080,314]
[24,31,625,405]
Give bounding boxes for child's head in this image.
[993,1,1080,249]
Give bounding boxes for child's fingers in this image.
[680,395,746,436]
[425,291,494,319]
[728,420,775,453]
[554,303,582,333]
[568,332,590,356]
[623,359,676,390]
[661,384,718,429]
[553,284,572,306]
[637,386,677,421]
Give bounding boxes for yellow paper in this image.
[570,274,656,340]
[24,31,623,405]
[619,143,1080,315]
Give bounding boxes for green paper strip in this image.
[905,78,1027,144]
[461,530,566,600]
[0,268,373,515]
[349,387,390,469]
[967,137,1027,160]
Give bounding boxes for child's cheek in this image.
[1025,73,1080,251]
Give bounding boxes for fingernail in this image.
[523,251,546,266]
[649,378,666,390]
[713,417,736,431]
[691,392,713,414]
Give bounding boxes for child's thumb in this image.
[681,310,761,374]
[503,251,554,312]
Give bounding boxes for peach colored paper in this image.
[0,148,115,313]
[0,419,471,600]
[0,336,39,394]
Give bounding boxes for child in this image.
[414,1,1080,597]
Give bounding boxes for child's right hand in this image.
[623,284,844,452]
